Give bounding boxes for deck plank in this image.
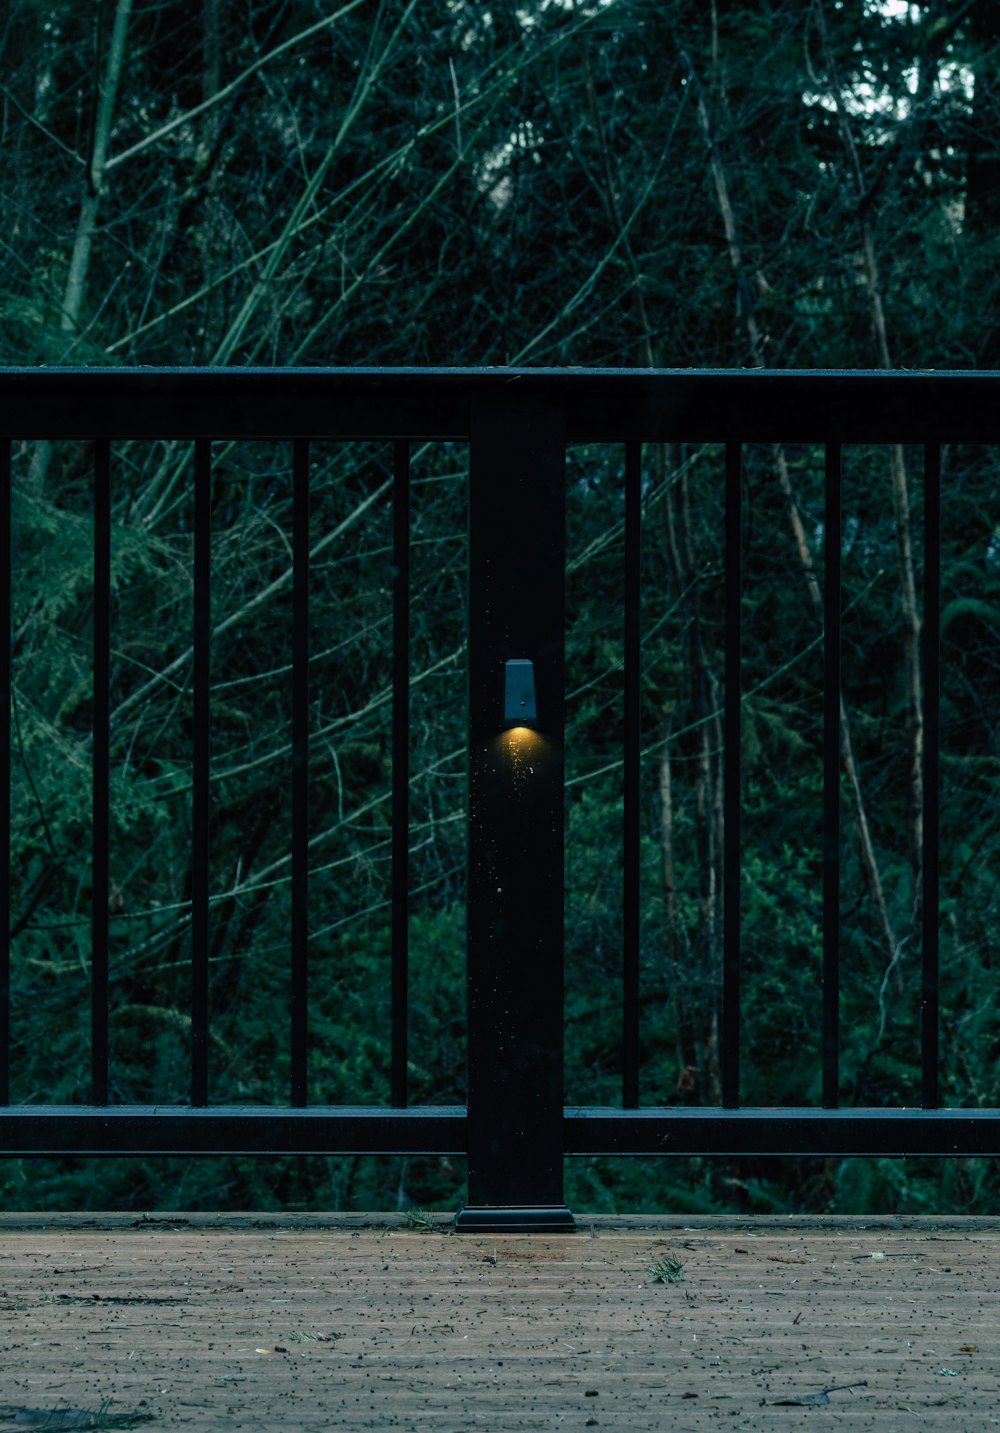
[0,1217,996,1429]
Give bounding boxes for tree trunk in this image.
[574,64,725,1100]
[966,0,1000,363]
[60,0,133,342]
[29,0,133,492]
[683,43,902,992]
[813,0,924,938]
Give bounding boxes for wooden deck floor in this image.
[1,1214,998,1430]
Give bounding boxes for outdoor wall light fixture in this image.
[502,659,538,728]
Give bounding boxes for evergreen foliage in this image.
[1,0,997,1213]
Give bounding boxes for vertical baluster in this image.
[291,439,310,1107]
[0,441,10,1106]
[722,442,742,1109]
[92,438,111,1106]
[623,441,641,1109]
[391,441,410,1109]
[823,442,842,1109]
[191,440,211,1107]
[922,443,941,1109]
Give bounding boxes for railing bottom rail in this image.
[2,1104,995,1161]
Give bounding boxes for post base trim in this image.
[453,1204,575,1233]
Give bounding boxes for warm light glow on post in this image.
[502,659,537,728]
[499,723,542,784]
[501,723,542,755]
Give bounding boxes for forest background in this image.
[0,0,998,1215]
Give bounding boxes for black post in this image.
[455,391,573,1232]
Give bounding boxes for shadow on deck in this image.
[0,1214,997,1429]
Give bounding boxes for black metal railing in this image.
[1,367,998,1231]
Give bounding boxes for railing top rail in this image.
[1,366,999,442]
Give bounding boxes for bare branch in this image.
[103,0,370,174]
